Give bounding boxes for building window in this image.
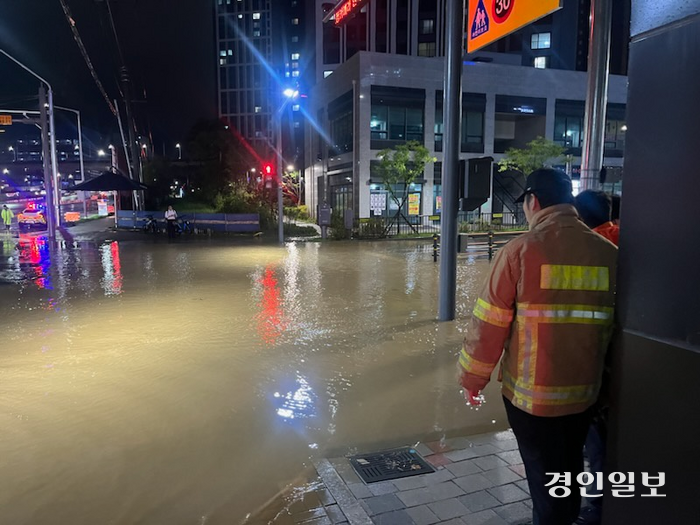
[420,19,435,34]
[554,116,583,148]
[292,36,299,43]
[292,62,299,69]
[534,56,548,69]
[605,120,627,151]
[531,32,551,49]
[292,104,300,112]
[253,12,261,19]
[330,111,353,154]
[255,106,262,113]
[292,70,300,77]
[253,30,261,37]
[370,105,423,142]
[324,70,333,78]
[292,18,299,25]
[418,42,436,57]
[291,53,300,60]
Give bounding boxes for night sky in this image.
[0,0,217,151]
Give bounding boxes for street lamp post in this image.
[55,106,85,186]
[0,48,59,238]
[8,146,16,162]
[278,89,299,244]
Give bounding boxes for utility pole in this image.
[276,109,285,244]
[120,67,143,209]
[580,0,613,190]
[438,0,464,322]
[39,86,57,239]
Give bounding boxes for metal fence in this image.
[353,212,527,239]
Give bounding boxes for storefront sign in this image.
[436,196,442,213]
[408,193,420,216]
[467,0,563,53]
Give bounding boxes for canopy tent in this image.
[71,170,148,191]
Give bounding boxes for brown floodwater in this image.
[0,234,508,524]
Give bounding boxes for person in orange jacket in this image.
[574,190,620,246]
[458,169,618,525]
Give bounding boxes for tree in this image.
[185,119,257,198]
[376,141,435,234]
[497,136,566,175]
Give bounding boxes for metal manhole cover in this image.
[348,447,435,484]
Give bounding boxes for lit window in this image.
[228,49,232,55]
[420,19,435,34]
[292,70,300,77]
[220,50,227,57]
[418,42,436,57]
[253,30,261,37]
[291,53,300,60]
[255,106,262,113]
[238,14,243,19]
[292,18,299,25]
[323,70,333,78]
[292,105,300,111]
[531,32,552,50]
[253,13,261,19]
[285,72,291,78]
[534,56,548,69]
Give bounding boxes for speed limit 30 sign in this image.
[467,0,563,53]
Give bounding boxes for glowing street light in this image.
[175,143,182,160]
[98,149,106,157]
[8,145,16,162]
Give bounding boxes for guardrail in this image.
[116,211,261,233]
[353,212,527,239]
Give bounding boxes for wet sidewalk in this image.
[277,430,532,525]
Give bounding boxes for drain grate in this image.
[348,446,435,484]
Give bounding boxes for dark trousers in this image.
[504,397,592,525]
[167,219,176,238]
[583,416,607,513]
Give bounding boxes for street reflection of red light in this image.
[257,266,286,345]
[110,241,123,294]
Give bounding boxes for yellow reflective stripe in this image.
[459,348,495,378]
[473,298,513,328]
[516,304,613,324]
[503,370,599,407]
[540,265,610,291]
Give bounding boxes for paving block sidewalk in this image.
[281,429,534,525]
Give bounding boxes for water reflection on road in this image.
[0,235,505,525]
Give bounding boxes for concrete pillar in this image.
[483,92,496,157]
[545,97,556,143]
[603,2,700,524]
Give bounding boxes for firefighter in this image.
[458,168,618,525]
[574,190,620,246]
[1,205,14,233]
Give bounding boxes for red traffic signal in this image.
[262,163,275,188]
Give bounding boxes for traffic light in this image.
[262,163,274,189]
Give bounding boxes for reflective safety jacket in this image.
[459,204,618,417]
[1,207,13,225]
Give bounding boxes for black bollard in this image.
[488,230,494,261]
[433,233,440,262]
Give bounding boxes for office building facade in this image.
[303,1,629,220]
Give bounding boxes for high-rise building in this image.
[304,0,630,220]
[315,0,630,80]
[215,0,314,169]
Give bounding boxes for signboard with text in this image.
[408,193,420,216]
[0,115,12,126]
[324,0,370,26]
[467,0,563,53]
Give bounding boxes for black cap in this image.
[514,168,574,205]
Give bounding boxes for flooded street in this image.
[0,234,508,525]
